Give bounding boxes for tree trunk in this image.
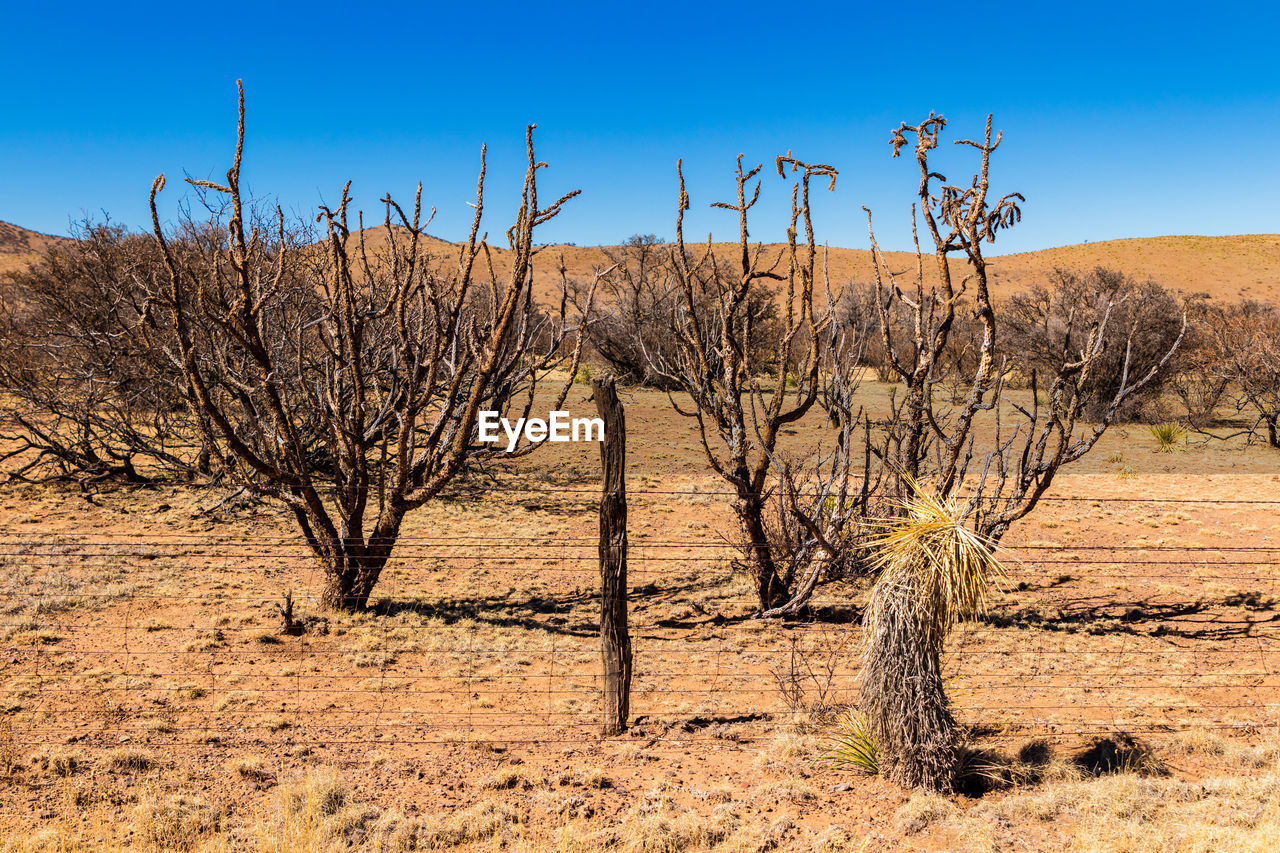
[318,539,395,612]
[759,554,827,618]
[736,493,789,611]
[594,377,631,735]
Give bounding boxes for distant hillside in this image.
[2,219,1276,305]
[988,235,1280,303]
[0,221,67,277]
[497,234,1280,306]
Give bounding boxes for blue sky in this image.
[1,1,1276,253]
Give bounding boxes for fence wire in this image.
[1,493,1278,761]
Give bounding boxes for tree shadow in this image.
[976,591,1280,641]
[371,576,747,639]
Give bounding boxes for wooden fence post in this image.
[593,377,631,735]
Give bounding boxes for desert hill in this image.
[1,219,1276,305]
[0,220,68,277]
[512,234,1280,306]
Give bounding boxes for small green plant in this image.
[1149,422,1185,452]
[574,363,593,384]
[822,712,879,775]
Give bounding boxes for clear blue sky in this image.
[2,1,1276,254]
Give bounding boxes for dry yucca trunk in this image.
[859,487,1003,792]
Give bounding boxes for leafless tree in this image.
[1002,267,1185,421]
[577,234,783,388]
[145,82,597,610]
[1169,296,1229,428]
[573,235,678,387]
[643,154,834,610]
[854,115,1185,541]
[1199,300,1280,448]
[758,310,881,617]
[766,117,1187,614]
[0,222,203,483]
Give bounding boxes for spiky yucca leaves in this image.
[859,486,1004,792]
[823,712,880,775]
[1149,422,1185,452]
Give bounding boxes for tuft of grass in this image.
[481,767,540,790]
[894,794,958,835]
[1149,422,1185,452]
[229,755,275,785]
[103,748,161,773]
[279,769,349,818]
[134,793,221,851]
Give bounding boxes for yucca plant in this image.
[822,712,880,775]
[858,481,1004,792]
[1149,422,1185,452]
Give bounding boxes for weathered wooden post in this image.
[593,377,631,735]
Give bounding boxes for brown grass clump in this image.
[102,747,162,773]
[859,486,1004,792]
[894,794,959,835]
[278,769,349,819]
[134,793,221,850]
[604,798,741,852]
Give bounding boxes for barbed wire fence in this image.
[1,491,1278,763]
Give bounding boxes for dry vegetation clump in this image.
[894,793,959,835]
[859,486,1004,791]
[134,793,222,851]
[927,771,1280,852]
[102,747,164,773]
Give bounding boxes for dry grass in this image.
[926,770,1280,852]
[3,381,1280,850]
[134,794,222,851]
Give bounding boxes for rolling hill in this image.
[1,219,1276,305]
[0,220,67,277]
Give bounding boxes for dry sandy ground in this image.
[0,383,1278,850]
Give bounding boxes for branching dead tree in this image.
[0,223,203,483]
[1169,296,1229,428]
[644,154,834,610]
[1003,267,1185,421]
[758,300,880,618]
[146,82,597,611]
[858,114,1185,541]
[576,234,783,389]
[848,113,1185,791]
[1199,300,1280,448]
